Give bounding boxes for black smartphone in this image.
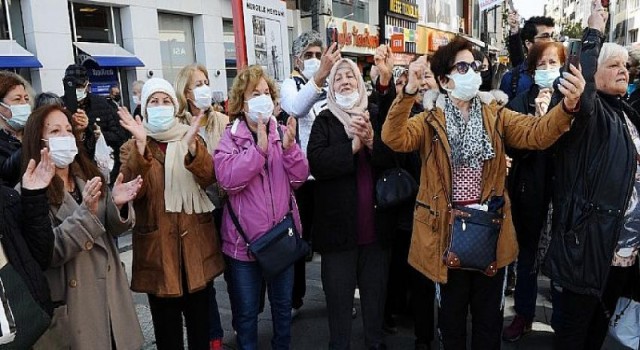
[62,77,78,114]
[326,20,338,50]
[564,39,582,72]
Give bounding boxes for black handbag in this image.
[444,206,502,276]
[376,157,418,209]
[226,198,310,281]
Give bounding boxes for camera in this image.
[147,70,154,78]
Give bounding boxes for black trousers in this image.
[147,281,212,350]
[438,268,506,350]
[321,243,389,349]
[410,265,436,345]
[293,180,315,309]
[553,262,640,350]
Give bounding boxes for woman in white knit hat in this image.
[118,77,225,350]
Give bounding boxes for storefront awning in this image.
[459,35,486,48]
[0,40,42,68]
[74,42,144,67]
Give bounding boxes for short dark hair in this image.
[520,16,555,45]
[430,37,473,93]
[526,42,567,75]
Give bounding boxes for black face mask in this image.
[113,94,121,102]
[480,70,493,91]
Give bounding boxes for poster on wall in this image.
[243,0,290,82]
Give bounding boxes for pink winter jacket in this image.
[214,118,309,261]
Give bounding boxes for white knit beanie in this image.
[140,77,179,119]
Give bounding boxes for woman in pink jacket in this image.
[214,65,309,350]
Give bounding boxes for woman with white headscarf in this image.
[307,58,399,349]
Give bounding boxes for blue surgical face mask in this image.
[146,106,176,133]
[535,67,561,89]
[445,71,482,101]
[0,102,31,130]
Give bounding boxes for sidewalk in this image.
[117,234,628,350]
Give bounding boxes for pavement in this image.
[117,234,631,350]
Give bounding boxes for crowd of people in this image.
[0,0,638,349]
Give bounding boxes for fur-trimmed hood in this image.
[422,89,509,111]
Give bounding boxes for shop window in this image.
[0,0,25,46]
[158,13,196,84]
[223,19,237,90]
[70,3,122,44]
[630,29,638,44]
[332,0,369,23]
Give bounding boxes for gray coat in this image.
[39,178,143,349]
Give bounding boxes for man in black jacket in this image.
[62,64,129,183]
[544,5,640,349]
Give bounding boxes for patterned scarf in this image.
[444,97,495,169]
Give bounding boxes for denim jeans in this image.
[224,255,294,350]
[209,284,223,340]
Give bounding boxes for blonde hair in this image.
[228,65,279,120]
[175,64,210,118]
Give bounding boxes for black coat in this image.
[307,94,399,254]
[0,186,53,316]
[543,28,640,297]
[506,85,554,249]
[0,130,22,187]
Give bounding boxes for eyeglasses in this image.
[450,60,482,74]
[303,51,322,60]
[534,32,554,40]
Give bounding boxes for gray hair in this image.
[628,45,640,66]
[292,31,323,58]
[34,92,64,109]
[132,80,145,91]
[598,43,629,67]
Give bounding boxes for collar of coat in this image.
[422,89,509,112]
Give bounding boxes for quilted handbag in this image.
[226,199,310,281]
[443,206,502,276]
[376,167,418,209]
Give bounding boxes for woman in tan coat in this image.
[381,37,586,349]
[118,78,224,350]
[20,104,144,349]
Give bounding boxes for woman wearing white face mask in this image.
[307,58,394,349]
[118,77,224,350]
[214,65,308,349]
[175,63,229,350]
[0,71,33,187]
[381,37,586,349]
[19,104,144,349]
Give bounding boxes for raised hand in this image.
[374,45,394,85]
[406,56,429,94]
[282,116,297,150]
[118,106,146,155]
[588,0,608,32]
[257,115,268,153]
[111,173,143,209]
[535,88,552,116]
[82,177,102,216]
[315,42,341,86]
[558,64,586,111]
[22,148,56,190]
[508,11,520,34]
[350,112,373,150]
[184,112,204,156]
[72,109,89,134]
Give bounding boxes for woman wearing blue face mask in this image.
[382,37,586,349]
[214,65,308,350]
[118,77,224,350]
[0,71,33,187]
[502,41,567,342]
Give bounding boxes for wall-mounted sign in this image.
[388,0,420,21]
[416,26,455,54]
[390,34,404,52]
[324,18,380,55]
[479,0,504,12]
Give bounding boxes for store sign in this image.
[416,26,455,54]
[389,0,419,21]
[243,0,291,82]
[327,18,379,55]
[392,53,415,66]
[390,34,404,52]
[87,67,118,96]
[479,0,504,12]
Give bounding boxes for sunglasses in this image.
[303,52,322,60]
[450,60,482,74]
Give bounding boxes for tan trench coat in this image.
[382,91,573,284]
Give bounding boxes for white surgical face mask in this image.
[146,106,176,133]
[47,136,78,168]
[301,58,321,80]
[245,94,274,123]
[132,95,140,106]
[445,71,482,101]
[534,67,561,89]
[193,85,213,110]
[76,87,87,102]
[335,91,360,109]
[0,103,31,130]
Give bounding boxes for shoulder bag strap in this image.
[224,198,252,245]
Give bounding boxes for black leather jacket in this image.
[0,130,22,187]
[543,28,640,297]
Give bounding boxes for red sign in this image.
[390,34,404,53]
